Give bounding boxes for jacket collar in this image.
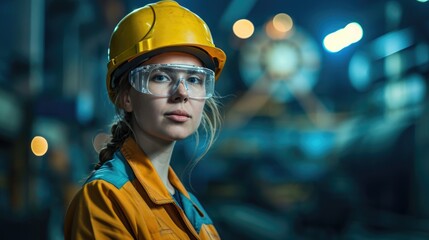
[120,137,190,204]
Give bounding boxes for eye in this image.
[186,75,204,85]
[150,73,171,83]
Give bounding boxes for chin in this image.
[169,133,193,141]
[161,130,193,141]
[163,126,197,141]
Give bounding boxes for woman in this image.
[64,1,226,239]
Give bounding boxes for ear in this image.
[122,90,133,113]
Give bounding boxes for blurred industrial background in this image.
[1,0,429,239]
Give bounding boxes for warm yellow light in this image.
[31,136,48,156]
[273,13,293,33]
[265,20,287,40]
[233,19,254,39]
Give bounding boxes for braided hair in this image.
[95,112,132,170]
[95,73,133,170]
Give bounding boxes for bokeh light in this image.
[272,13,293,33]
[265,13,294,40]
[264,42,300,78]
[265,21,286,40]
[384,74,426,109]
[323,22,363,52]
[93,132,111,153]
[31,136,48,156]
[233,19,254,39]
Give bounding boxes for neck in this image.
[133,133,176,194]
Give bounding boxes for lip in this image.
[165,110,191,122]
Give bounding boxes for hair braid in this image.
[95,112,133,170]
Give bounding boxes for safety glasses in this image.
[129,64,215,99]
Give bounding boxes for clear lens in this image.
[129,64,215,99]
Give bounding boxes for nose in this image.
[170,80,189,102]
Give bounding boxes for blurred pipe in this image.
[29,0,45,95]
[62,16,80,97]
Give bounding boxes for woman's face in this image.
[124,52,206,143]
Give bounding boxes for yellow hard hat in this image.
[106,0,226,102]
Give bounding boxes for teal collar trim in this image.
[176,191,213,233]
[85,151,135,189]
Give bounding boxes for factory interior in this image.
[1,0,429,239]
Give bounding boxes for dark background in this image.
[1,0,429,239]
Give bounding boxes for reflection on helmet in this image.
[106,0,226,102]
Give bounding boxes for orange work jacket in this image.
[64,137,220,239]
